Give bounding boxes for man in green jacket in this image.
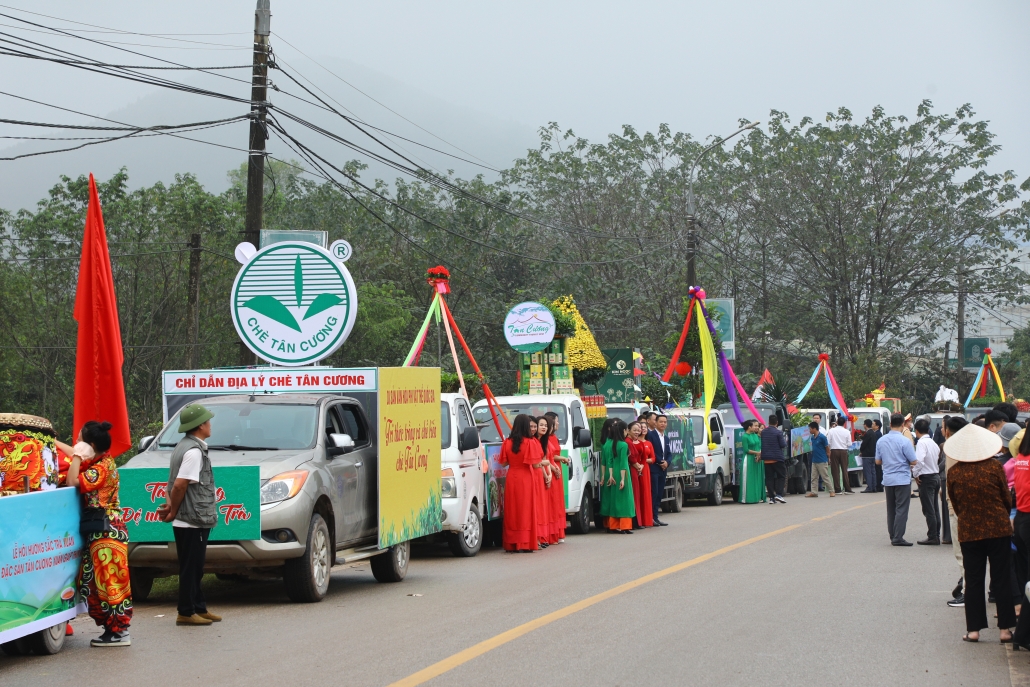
[157,403,221,627]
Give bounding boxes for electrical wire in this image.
[272,31,499,171]
[0,5,250,48]
[0,91,256,157]
[270,118,684,266]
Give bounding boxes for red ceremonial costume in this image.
[77,454,133,633]
[531,440,554,545]
[501,438,541,551]
[546,434,566,541]
[630,440,654,527]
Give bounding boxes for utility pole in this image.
[240,0,271,366]
[684,121,759,287]
[956,272,966,374]
[186,233,201,369]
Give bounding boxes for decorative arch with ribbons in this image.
[793,353,849,418]
[403,266,509,442]
[662,286,764,445]
[964,347,1005,408]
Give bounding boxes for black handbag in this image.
[79,507,112,535]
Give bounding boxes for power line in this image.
[271,30,499,170]
[0,91,256,157]
[0,5,250,47]
[270,119,684,266]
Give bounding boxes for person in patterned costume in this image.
[66,421,133,648]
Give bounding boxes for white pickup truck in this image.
[471,394,597,534]
[437,393,486,556]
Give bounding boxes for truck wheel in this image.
[448,507,483,557]
[26,622,66,655]
[669,479,683,513]
[569,491,592,534]
[729,485,741,503]
[371,541,410,582]
[130,567,154,602]
[707,473,724,506]
[283,513,331,602]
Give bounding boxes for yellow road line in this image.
[387,500,880,687]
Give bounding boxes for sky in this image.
[1,0,1028,209]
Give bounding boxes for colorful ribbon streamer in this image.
[963,352,1005,407]
[402,293,441,367]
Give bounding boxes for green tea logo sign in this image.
[231,242,358,366]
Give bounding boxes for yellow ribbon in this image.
[988,355,1005,402]
[696,299,719,445]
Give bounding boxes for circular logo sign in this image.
[231,242,358,366]
[503,301,556,353]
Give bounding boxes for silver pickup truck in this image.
[124,393,409,603]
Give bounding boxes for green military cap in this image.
[177,404,214,433]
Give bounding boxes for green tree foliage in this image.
[1,102,1027,439]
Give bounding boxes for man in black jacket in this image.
[860,419,881,493]
[646,415,670,526]
[760,415,788,503]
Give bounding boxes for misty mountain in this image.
[0,57,538,212]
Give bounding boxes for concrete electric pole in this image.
[240,0,270,366]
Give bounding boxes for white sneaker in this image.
[774,495,787,504]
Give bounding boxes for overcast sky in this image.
[1,0,1028,208]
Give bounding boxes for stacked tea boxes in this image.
[519,339,573,395]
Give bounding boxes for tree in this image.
[699,102,1030,364]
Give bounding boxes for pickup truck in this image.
[471,394,597,534]
[125,379,429,603]
[437,393,486,556]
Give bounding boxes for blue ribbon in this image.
[794,363,822,405]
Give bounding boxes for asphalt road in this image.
[3,492,1026,687]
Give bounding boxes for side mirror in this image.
[711,430,722,445]
[327,433,355,457]
[139,435,154,452]
[458,426,480,452]
[573,427,591,448]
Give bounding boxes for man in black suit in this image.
[859,419,881,493]
[647,414,670,526]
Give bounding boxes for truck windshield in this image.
[717,403,773,426]
[606,407,638,423]
[473,404,569,444]
[440,401,452,449]
[156,403,318,450]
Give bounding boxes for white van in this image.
[471,395,597,534]
[605,402,646,424]
[438,393,486,556]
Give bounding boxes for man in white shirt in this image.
[826,415,854,494]
[912,418,942,545]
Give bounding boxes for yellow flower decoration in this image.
[551,295,606,371]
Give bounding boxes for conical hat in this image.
[944,423,1002,463]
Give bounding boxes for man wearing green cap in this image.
[157,404,221,626]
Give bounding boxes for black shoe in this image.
[948,594,965,607]
[952,580,963,599]
[988,593,996,603]
[917,538,941,545]
[655,519,669,526]
[942,539,952,545]
[860,489,874,493]
[892,540,914,546]
[91,630,131,647]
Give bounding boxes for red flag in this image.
[73,174,131,457]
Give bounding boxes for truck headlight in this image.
[694,456,705,475]
[441,468,457,499]
[261,470,309,505]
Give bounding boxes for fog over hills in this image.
[0,57,537,212]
